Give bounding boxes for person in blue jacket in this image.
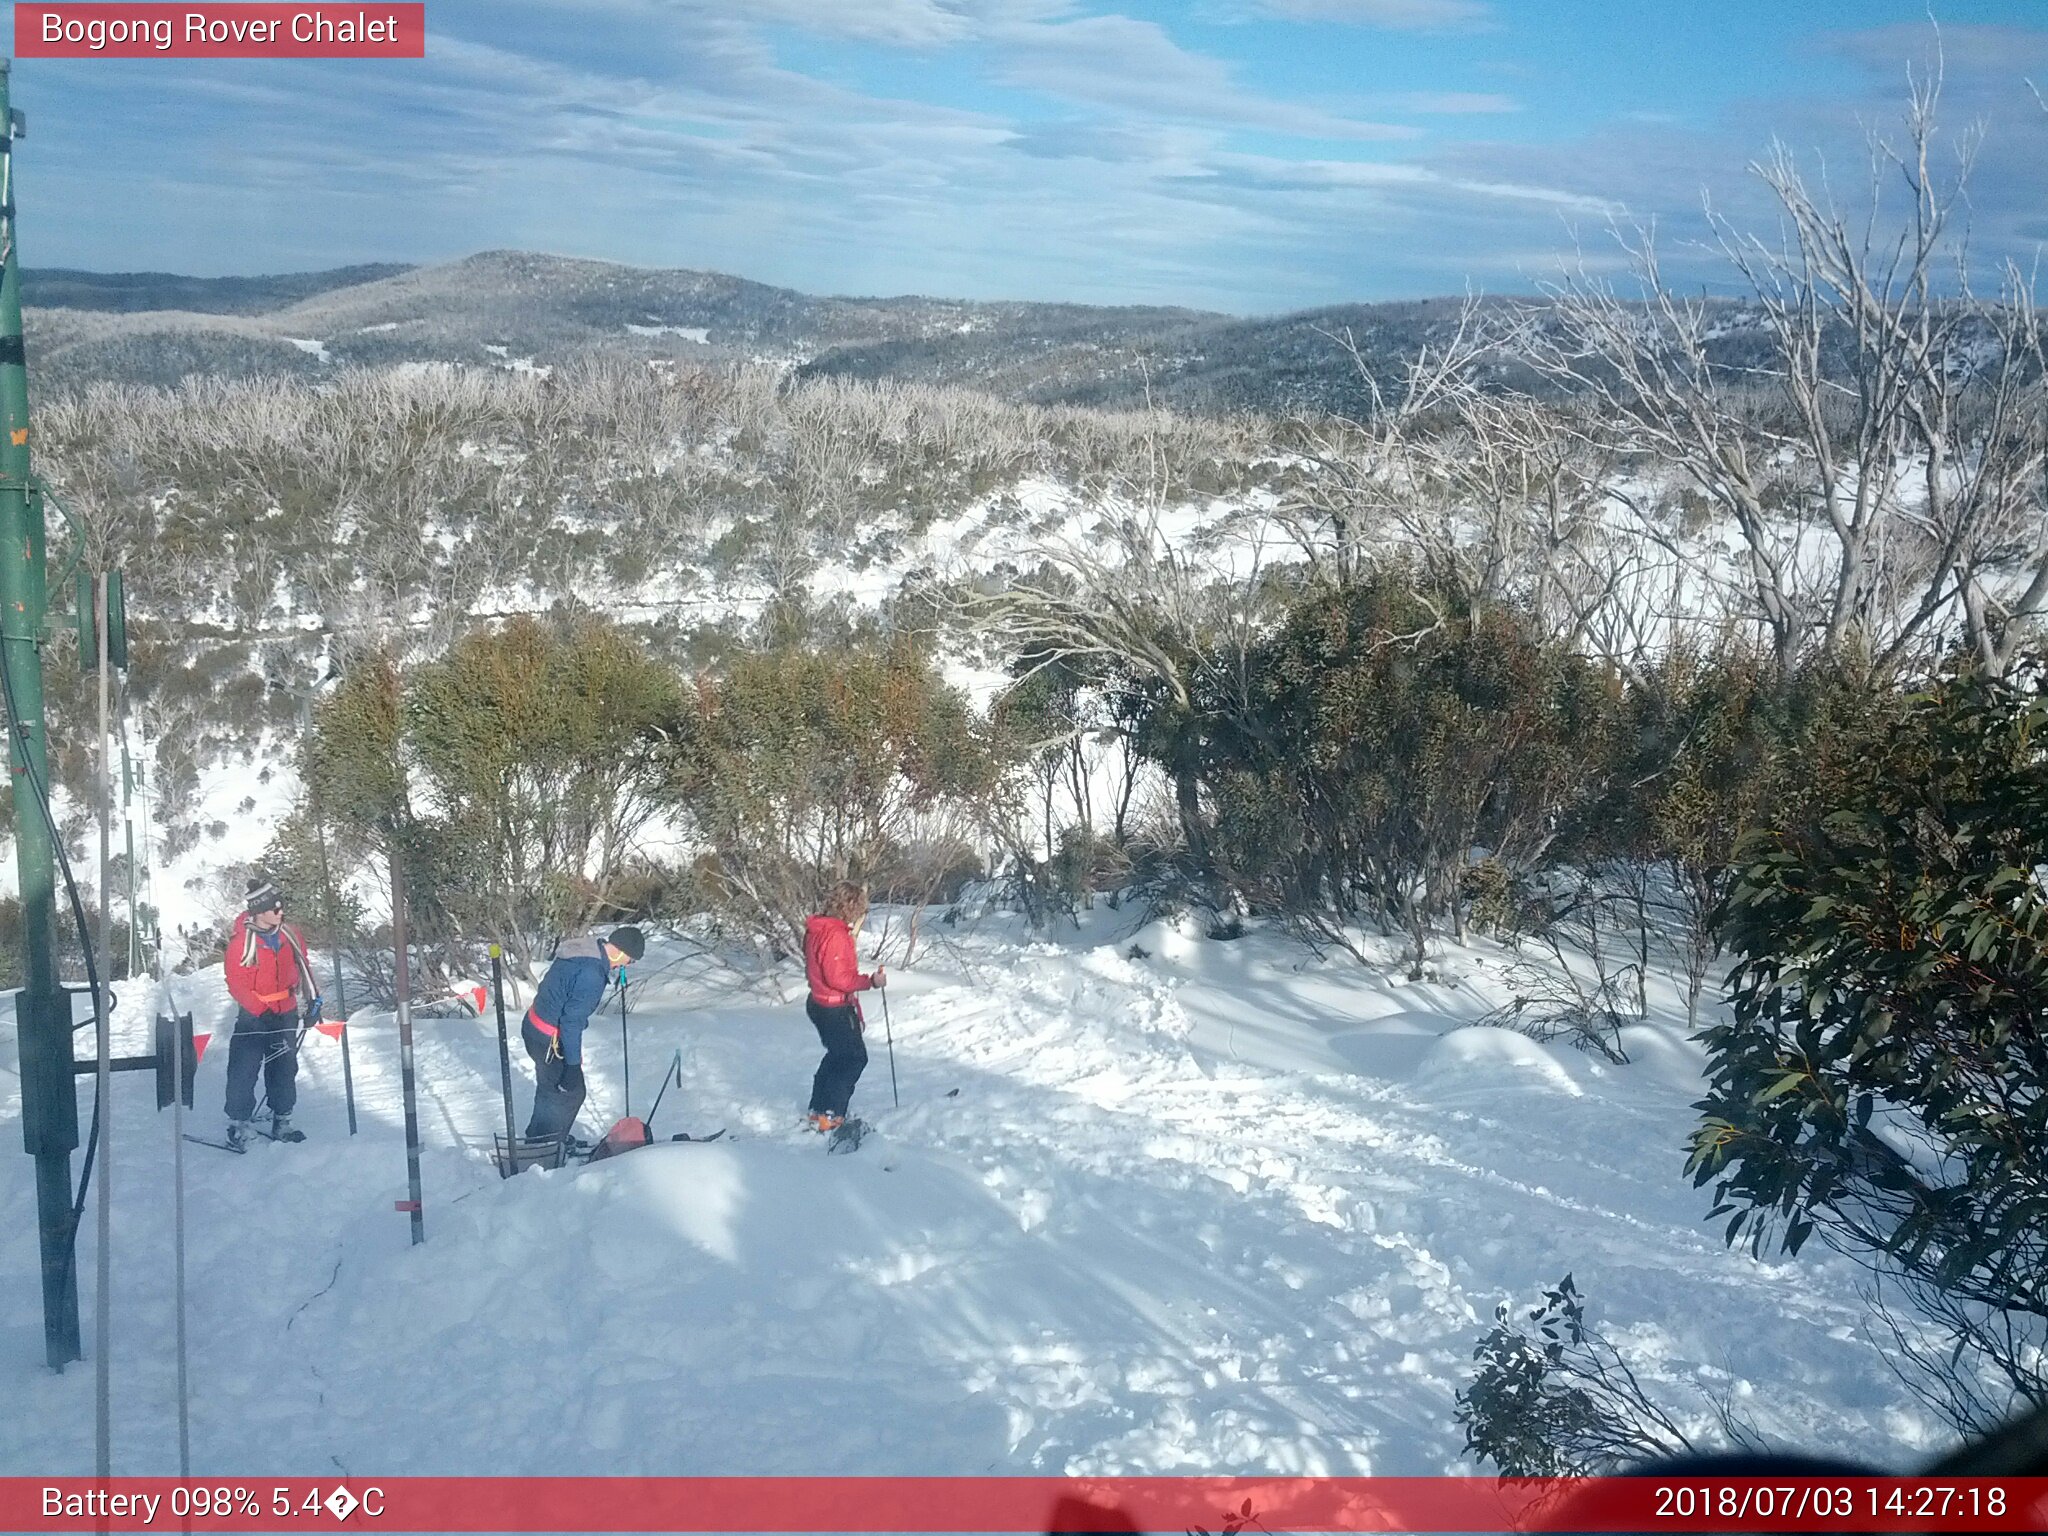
[521,925,646,1140]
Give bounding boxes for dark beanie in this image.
[607,925,646,963]
[245,876,284,914]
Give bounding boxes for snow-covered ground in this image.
[0,906,1942,1477]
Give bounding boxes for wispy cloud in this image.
[1201,151,1619,214]
[984,10,1417,139]
[706,0,974,48]
[1256,0,1493,32]
[1381,91,1520,114]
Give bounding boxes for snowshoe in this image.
[826,1117,871,1154]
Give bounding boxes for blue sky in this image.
[6,1,2047,313]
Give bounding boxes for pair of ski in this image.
[184,1126,305,1155]
[563,1127,728,1163]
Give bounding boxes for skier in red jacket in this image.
[802,880,885,1133]
[222,875,327,1148]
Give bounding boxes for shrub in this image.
[1456,1275,1704,1475]
[1693,667,2048,1428]
[664,641,1001,948]
[1202,573,1615,971]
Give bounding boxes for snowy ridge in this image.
[0,911,1937,1475]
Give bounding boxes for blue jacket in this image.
[528,936,612,1066]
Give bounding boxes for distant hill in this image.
[17,251,1374,412]
[14,250,1716,415]
[797,296,1542,415]
[22,263,414,315]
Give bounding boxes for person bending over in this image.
[522,925,646,1141]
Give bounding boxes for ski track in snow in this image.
[0,912,1942,1476]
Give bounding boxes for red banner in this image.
[4,1477,2048,1532]
[14,5,426,59]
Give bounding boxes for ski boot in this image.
[270,1113,306,1143]
[225,1119,253,1152]
[807,1112,842,1135]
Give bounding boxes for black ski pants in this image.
[523,1017,586,1139]
[225,1010,301,1121]
[806,998,867,1118]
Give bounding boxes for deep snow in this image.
[1,906,1944,1477]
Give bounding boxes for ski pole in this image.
[644,1049,681,1136]
[881,987,899,1109]
[490,944,517,1157]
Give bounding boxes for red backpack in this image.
[585,1117,652,1163]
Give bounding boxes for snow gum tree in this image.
[1528,78,2048,678]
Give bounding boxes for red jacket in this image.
[804,915,872,1008]
[225,911,313,1018]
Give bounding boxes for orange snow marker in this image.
[316,1020,346,1041]
[192,1033,212,1065]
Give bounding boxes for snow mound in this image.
[1125,913,1201,964]
[1409,1026,1583,1097]
[1613,1023,1709,1091]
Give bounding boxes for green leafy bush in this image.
[1456,1274,1702,1476]
[664,641,1000,949]
[1693,667,2048,1426]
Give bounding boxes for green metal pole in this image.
[0,62,82,1369]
